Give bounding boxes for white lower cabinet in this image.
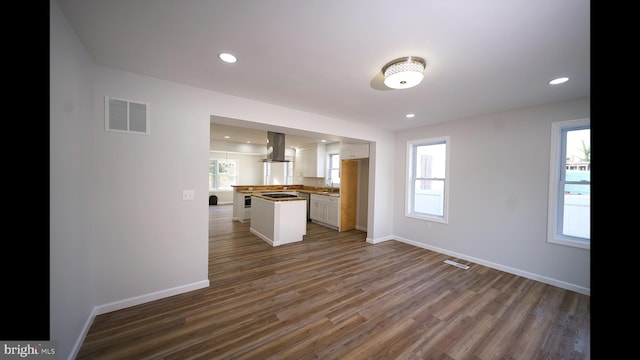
[233,191,251,223]
[310,194,340,229]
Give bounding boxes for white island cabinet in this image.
[250,195,307,246]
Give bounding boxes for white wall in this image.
[91,61,394,302]
[52,4,588,358]
[50,4,395,357]
[357,158,369,230]
[91,67,212,307]
[50,1,97,358]
[367,141,395,242]
[392,98,591,294]
[298,177,330,187]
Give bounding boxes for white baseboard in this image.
[94,280,210,315]
[250,228,274,246]
[392,236,590,296]
[366,234,394,244]
[69,280,210,360]
[67,307,99,360]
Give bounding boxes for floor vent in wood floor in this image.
[444,260,470,269]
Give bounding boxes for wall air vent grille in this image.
[105,96,149,135]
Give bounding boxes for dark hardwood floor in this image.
[77,204,590,359]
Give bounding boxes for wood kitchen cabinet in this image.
[339,159,358,232]
[310,194,340,229]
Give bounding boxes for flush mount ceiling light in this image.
[382,56,426,89]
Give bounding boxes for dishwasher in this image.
[298,192,311,222]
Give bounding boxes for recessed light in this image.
[321,139,327,143]
[406,113,416,118]
[218,53,237,63]
[224,135,230,139]
[549,77,569,85]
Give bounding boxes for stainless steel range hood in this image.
[261,131,290,162]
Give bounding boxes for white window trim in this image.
[405,136,450,224]
[327,152,341,185]
[547,118,590,250]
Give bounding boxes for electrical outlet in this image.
[183,190,194,200]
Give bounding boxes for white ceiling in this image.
[56,0,590,144]
[209,120,345,150]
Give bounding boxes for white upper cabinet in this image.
[341,143,369,159]
[297,143,326,177]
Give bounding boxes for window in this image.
[406,137,450,223]
[547,119,590,249]
[328,153,340,186]
[209,159,238,190]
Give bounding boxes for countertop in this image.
[234,184,340,197]
[251,194,307,202]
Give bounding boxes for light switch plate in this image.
[183,190,194,200]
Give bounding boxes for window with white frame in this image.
[406,137,449,223]
[328,153,340,186]
[547,119,590,249]
[209,159,238,190]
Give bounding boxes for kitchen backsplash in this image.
[301,177,331,187]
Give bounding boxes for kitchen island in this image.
[231,184,339,223]
[249,193,307,246]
